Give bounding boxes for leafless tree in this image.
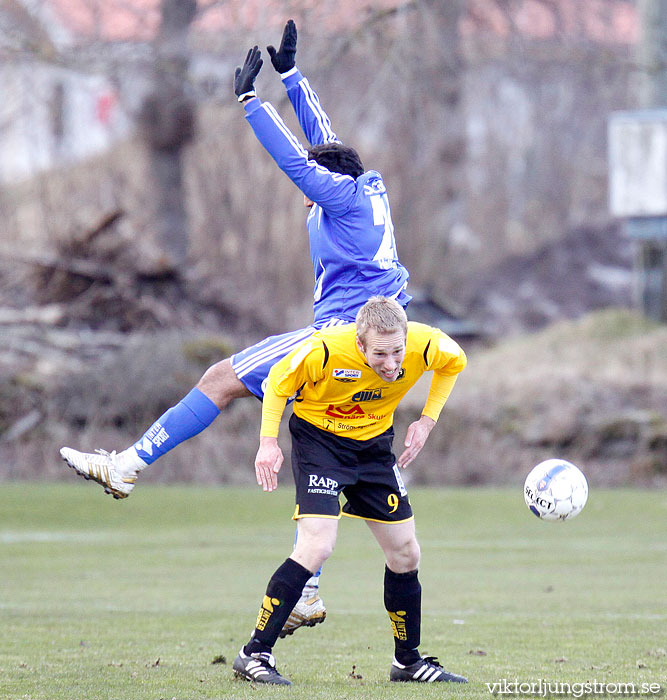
[637,0,667,107]
[138,0,197,275]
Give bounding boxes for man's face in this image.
[356,329,406,382]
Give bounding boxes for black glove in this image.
[267,19,297,74]
[234,46,263,101]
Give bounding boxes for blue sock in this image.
[133,388,220,465]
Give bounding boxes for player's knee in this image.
[386,536,420,573]
[196,359,250,409]
[293,525,336,571]
[311,539,335,568]
[292,548,332,574]
[301,536,335,567]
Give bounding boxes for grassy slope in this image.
[400,309,667,485]
[1,483,665,700]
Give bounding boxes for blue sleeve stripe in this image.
[298,77,339,144]
[263,102,311,159]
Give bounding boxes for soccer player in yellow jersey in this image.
[232,297,468,686]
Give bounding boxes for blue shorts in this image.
[231,318,350,399]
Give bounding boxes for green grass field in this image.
[1,483,665,700]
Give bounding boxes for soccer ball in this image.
[524,459,588,521]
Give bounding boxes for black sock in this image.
[384,566,422,666]
[244,558,313,655]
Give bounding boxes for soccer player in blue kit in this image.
[60,21,410,636]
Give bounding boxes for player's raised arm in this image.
[267,20,338,146]
[285,72,339,146]
[236,40,358,214]
[242,98,356,214]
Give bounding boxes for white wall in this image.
[0,61,130,184]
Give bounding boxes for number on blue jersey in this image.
[370,193,399,271]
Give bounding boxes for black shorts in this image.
[289,414,413,523]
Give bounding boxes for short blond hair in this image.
[355,296,408,346]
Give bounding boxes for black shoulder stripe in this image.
[423,339,431,365]
[322,341,330,369]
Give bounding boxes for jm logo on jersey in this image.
[352,388,383,402]
[333,368,362,382]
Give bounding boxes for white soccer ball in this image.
[524,459,588,521]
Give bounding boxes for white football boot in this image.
[279,585,326,638]
[60,447,145,499]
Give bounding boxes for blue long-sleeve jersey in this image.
[243,68,411,325]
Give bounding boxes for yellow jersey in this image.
[261,322,467,440]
